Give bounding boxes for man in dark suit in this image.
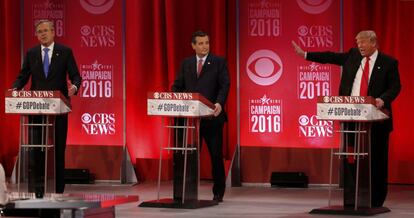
[292,30,401,207]
[172,31,230,202]
[12,19,81,196]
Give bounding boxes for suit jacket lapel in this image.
[369,53,382,91]
[350,53,363,82]
[198,54,212,79]
[189,56,198,80]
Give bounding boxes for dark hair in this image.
[191,31,209,44]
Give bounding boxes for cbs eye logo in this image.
[246,49,283,86]
[296,0,332,14]
[80,25,91,36]
[81,113,92,124]
[298,25,308,36]
[80,0,114,15]
[298,115,310,126]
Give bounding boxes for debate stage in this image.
[7,181,411,218]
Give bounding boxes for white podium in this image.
[5,90,71,198]
[311,96,390,215]
[140,92,218,209]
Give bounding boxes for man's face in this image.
[192,36,209,57]
[356,37,376,57]
[36,22,55,47]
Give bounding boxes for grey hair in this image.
[356,30,377,47]
[35,19,54,31]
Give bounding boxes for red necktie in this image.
[359,57,370,96]
[197,59,203,77]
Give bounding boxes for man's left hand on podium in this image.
[68,84,77,96]
[375,98,384,109]
[213,103,222,117]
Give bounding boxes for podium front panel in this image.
[317,96,389,121]
[148,99,214,117]
[147,92,214,117]
[5,90,71,115]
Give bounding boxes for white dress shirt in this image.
[41,42,54,63]
[196,54,208,69]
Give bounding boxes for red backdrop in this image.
[238,0,342,148]
[1,0,413,184]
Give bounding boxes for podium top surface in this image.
[5,90,71,115]
[317,96,389,121]
[147,92,215,117]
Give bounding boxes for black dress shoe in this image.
[213,194,223,202]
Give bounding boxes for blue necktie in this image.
[43,47,50,77]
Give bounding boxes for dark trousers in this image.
[370,123,389,207]
[200,118,225,197]
[342,122,389,207]
[28,115,67,195]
